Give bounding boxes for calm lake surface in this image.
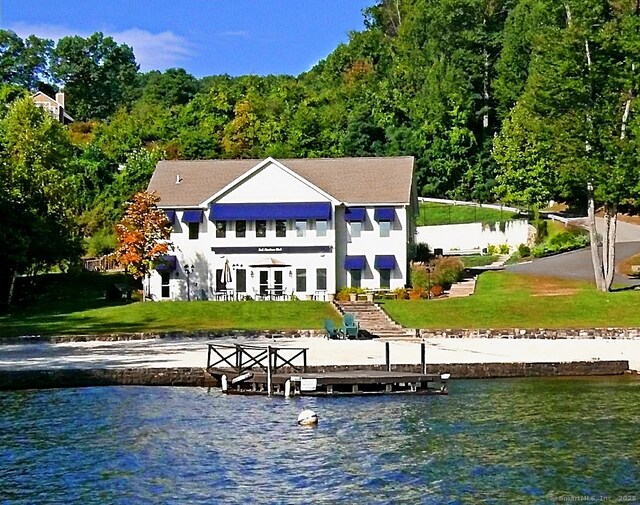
[1,378,639,505]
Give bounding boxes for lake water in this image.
[1,378,639,504]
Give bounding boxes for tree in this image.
[0,30,53,89]
[115,191,172,299]
[51,32,139,120]
[494,0,640,291]
[0,97,79,307]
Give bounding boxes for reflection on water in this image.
[0,378,639,504]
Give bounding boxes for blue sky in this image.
[3,0,374,77]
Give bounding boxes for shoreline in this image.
[0,361,632,391]
[0,333,638,390]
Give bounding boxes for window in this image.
[316,220,327,237]
[316,268,327,291]
[236,269,246,293]
[380,269,391,289]
[161,272,170,298]
[350,221,362,238]
[215,220,226,238]
[276,220,287,237]
[236,220,246,238]
[256,220,266,238]
[350,269,361,288]
[295,220,307,237]
[296,269,307,292]
[379,221,391,238]
[188,222,199,240]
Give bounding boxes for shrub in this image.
[430,256,464,287]
[414,242,432,262]
[410,263,431,290]
[518,243,531,257]
[336,287,365,301]
[532,230,589,258]
[535,219,548,244]
[408,288,424,300]
[486,244,498,255]
[393,287,408,300]
[499,243,510,255]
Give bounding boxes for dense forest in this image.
[1,0,639,302]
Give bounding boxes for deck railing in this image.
[206,343,308,375]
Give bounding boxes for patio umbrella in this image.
[223,259,233,288]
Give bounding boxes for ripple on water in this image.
[0,378,639,504]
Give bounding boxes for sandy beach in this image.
[1,336,638,371]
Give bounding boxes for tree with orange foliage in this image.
[116,191,172,299]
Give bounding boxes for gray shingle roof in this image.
[147,157,415,207]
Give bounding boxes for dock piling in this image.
[421,342,426,374]
[386,342,391,372]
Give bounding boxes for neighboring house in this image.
[32,91,74,124]
[146,156,416,301]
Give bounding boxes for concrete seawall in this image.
[0,361,630,391]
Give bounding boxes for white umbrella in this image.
[223,259,233,288]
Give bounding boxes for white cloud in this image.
[8,22,194,72]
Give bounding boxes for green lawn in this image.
[4,270,640,337]
[0,272,340,338]
[417,202,522,226]
[381,271,640,329]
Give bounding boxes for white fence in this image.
[416,220,531,255]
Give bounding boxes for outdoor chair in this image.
[342,313,359,339]
[324,319,343,339]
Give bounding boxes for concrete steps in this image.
[333,300,412,339]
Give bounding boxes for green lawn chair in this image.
[342,313,359,339]
[324,319,342,339]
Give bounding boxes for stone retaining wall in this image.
[417,328,640,339]
[0,368,210,391]
[4,329,324,344]
[0,361,630,391]
[6,327,640,344]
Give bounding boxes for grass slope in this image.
[381,271,640,329]
[0,272,340,338]
[417,202,521,226]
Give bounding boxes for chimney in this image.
[56,92,65,108]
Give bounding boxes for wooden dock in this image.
[206,343,448,397]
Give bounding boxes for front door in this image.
[259,270,269,296]
[274,270,283,296]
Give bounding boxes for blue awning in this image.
[164,210,176,224]
[344,255,366,270]
[182,210,203,223]
[344,207,366,222]
[155,255,177,272]
[209,202,331,221]
[374,255,396,270]
[374,208,395,222]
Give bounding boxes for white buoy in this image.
[221,374,228,393]
[297,409,318,426]
[284,379,291,398]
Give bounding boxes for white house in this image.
[145,156,416,301]
[32,91,74,124]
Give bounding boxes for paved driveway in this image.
[507,218,640,286]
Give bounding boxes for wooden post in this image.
[386,342,391,372]
[235,344,241,372]
[207,345,212,370]
[421,342,426,375]
[303,349,308,372]
[267,345,273,396]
